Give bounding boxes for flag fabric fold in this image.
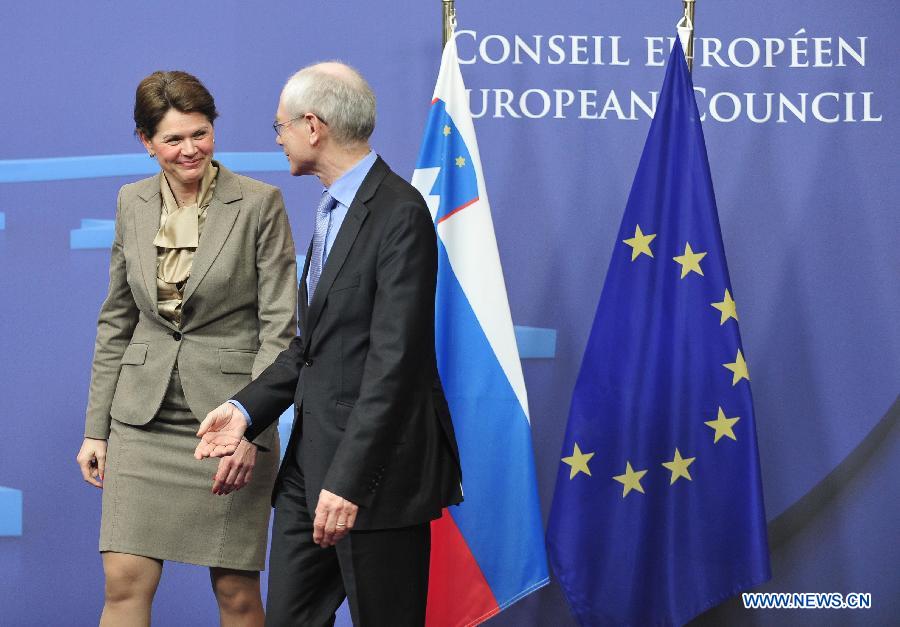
[413,32,549,627]
[546,42,771,626]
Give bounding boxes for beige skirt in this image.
[99,368,279,571]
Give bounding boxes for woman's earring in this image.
[149,152,156,158]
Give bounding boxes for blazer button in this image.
[172,331,182,341]
[304,359,313,367]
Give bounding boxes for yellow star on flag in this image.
[705,406,740,443]
[443,125,452,136]
[622,225,657,261]
[561,443,595,479]
[613,461,647,497]
[673,242,707,278]
[711,289,739,325]
[662,448,696,484]
[723,349,750,386]
[455,156,466,167]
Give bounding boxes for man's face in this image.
[275,100,311,177]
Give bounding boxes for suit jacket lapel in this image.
[305,157,388,339]
[304,201,368,337]
[134,176,162,311]
[182,165,242,304]
[298,238,313,336]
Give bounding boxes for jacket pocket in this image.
[120,343,148,366]
[218,349,257,374]
[334,400,354,430]
[330,274,360,292]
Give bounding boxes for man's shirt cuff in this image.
[227,400,253,427]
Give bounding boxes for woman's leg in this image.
[210,567,264,627]
[100,552,163,627]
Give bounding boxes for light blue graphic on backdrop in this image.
[0,212,5,230]
[292,255,558,359]
[278,407,294,460]
[66,233,555,460]
[0,486,23,537]
[274,322,557,460]
[276,254,308,460]
[0,152,287,183]
[274,254,557,461]
[515,326,557,359]
[70,219,115,249]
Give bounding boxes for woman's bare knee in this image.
[210,567,262,616]
[102,553,162,605]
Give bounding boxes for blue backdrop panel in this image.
[0,1,897,625]
[0,152,289,183]
[70,219,114,250]
[0,487,23,536]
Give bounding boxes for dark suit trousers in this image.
[267,458,431,627]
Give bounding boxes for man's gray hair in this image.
[282,62,376,146]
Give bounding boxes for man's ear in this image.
[307,113,324,146]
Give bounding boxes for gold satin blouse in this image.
[154,163,218,326]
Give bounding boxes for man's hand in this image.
[195,402,248,460]
[212,438,257,495]
[76,438,107,488]
[313,489,359,547]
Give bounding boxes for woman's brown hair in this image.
[134,70,218,138]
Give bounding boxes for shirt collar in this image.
[326,151,377,208]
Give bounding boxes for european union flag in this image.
[546,42,771,625]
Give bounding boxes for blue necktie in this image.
[308,191,337,305]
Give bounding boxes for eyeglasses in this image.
[273,116,302,137]
[273,113,327,137]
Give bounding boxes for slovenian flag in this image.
[412,32,549,626]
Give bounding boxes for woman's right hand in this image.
[76,438,108,488]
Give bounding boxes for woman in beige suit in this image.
[75,71,296,626]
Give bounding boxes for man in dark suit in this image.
[194,62,462,626]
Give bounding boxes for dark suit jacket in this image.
[234,156,462,530]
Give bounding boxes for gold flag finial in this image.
[676,0,696,72]
[442,0,457,49]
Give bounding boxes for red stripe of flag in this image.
[426,509,499,627]
[437,197,479,225]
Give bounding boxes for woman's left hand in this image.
[211,438,257,495]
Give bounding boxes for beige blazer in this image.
[84,163,297,451]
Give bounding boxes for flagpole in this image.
[677,0,696,71]
[442,0,456,49]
